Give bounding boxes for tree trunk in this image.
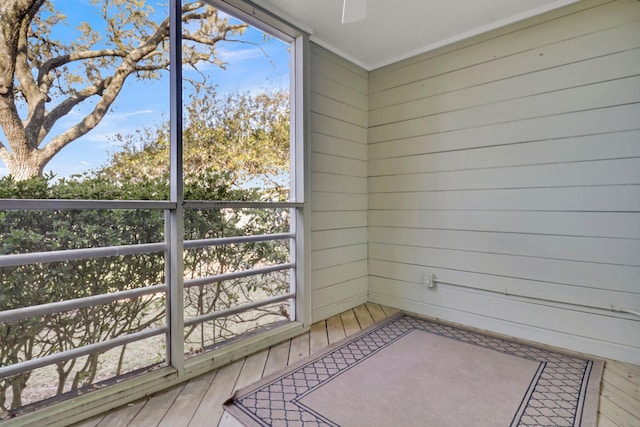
[0,93,47,179]
[0,84,47,180]
[2,151,45,180]
[9,372,29,410]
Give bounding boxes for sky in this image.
[0,0,291,179]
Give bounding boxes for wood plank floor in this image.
[74,303,640,427]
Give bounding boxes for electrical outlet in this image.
[423,272,436,288]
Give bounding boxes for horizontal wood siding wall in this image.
[310,43,369,321]
[367,0,640,364]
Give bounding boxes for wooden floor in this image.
[73,303,640,427]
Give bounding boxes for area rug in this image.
[224,313,604,426]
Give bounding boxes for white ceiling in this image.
[259,0,582,70]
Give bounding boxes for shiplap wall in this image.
[309,44,369,321]
[367,0,640,364]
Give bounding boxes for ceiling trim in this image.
[308,35,371,71]
[238,0,315,36]
[308,0,583,71]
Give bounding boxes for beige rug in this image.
[224,314,604,426]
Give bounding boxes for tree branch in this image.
[14,0,46,103]
[3,0,253,177]
[0,0,40,95]
[38,79,109,146]
[134,60,170,72]
[15,0,51,148]
[40,24,167,161]
[37,49,128,86]
[38,11,173,160]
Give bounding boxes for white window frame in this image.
[167,0,311,375]
[0,0,310,422]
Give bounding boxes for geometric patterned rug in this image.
[224,313,604,427]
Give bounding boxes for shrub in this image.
[0,172,289,413]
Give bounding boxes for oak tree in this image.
[0,0,246,180]
[101,87,290,189]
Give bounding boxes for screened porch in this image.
[1,0,639,426]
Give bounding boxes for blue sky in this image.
[0,0,291,178]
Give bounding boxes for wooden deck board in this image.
[353,304,375,329]
[600,381,640,420]
[603,368,640,403]
[309,320,328,354]
[288,331,310,364]
[186,360,242,427]
[72,417,102,427]
[262,340,291,378]
[365,302,387,322]
[607,360,640,386]
[597,413,618,427]
[217,411,244,427]
[380,305,400,317]
[235,349,269,391]
[72,304,640,427]
[127,384,185,427]
[157,373,215,427]
[94,401,144,427]
[326,314,346,344]
[340,309,361,337]
[598,394,639,427]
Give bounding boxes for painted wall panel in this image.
[311,211,368,231]
[370,49,640,126]
[369,243,640,293]
[369,186,640,212]
[369,104,640,158]
[369,0,640,94]
[311,228,367,251]
[368,210,640,239]
[312,133,368,160]
[370,76,640,143]
[369,131,640,172]
[311,74,368,111]
[367,0,640,364]
[310,44,369,321]
[368,260,640,310]
[369,227,640,266]
[370,159,640,192]
[368,278,640,349]
[311,173,367,194]
[312,244,368,271]
[311,152,367,176]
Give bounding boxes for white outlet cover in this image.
[424,273,435,288]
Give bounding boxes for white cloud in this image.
[184,46,266,74]
[108,109,154,119]
[56,108,154,132]
[217,47,265,62]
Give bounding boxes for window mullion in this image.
[167,0,185,376]
[294,33,311,327]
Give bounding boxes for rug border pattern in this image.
[225,313,603,427]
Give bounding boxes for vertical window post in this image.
[293,33,311,327]
[167,0,185,375]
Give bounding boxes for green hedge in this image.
[0,172,289,413]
